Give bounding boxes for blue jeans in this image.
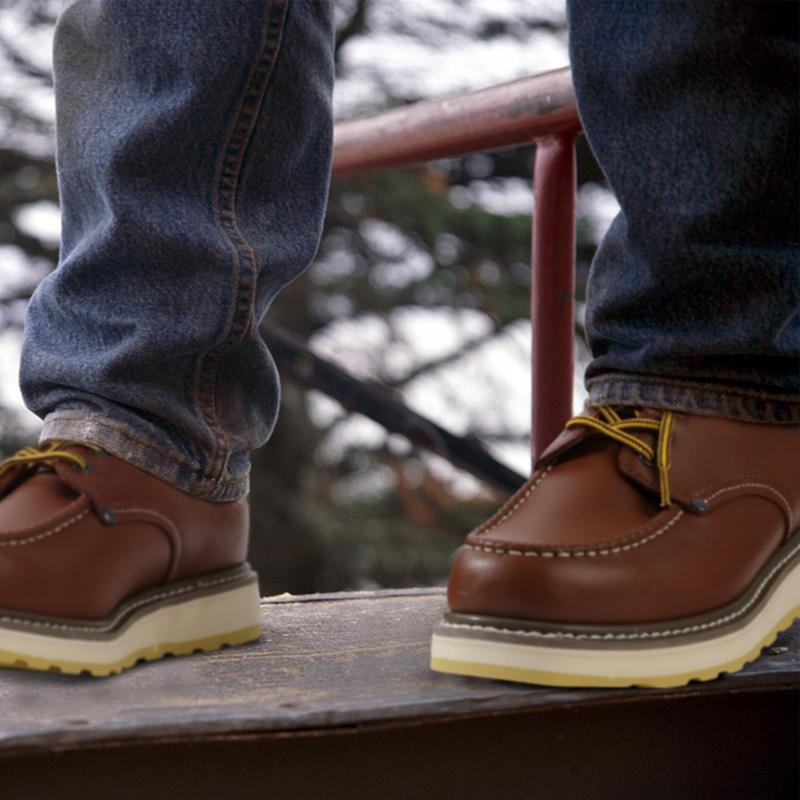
[21,1,799,501]
[22,0,335,501]
[569,0,799,423]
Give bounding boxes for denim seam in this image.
[42,412,191,465]
[587,375,800,403]
[587,375,800,424]
[39,413,249,488]
[193,0,289,497]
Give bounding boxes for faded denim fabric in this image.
[21,1,798,505]
[568,1,800,423]
[21,0,334,500]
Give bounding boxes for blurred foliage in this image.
[0,0,605,593]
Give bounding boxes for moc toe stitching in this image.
[445,532,800,643]
[467,499,683,554]
[434,411,800,687]
[465,508,685,559]
[0,505,89,547]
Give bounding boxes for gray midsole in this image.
[0,564,257,641]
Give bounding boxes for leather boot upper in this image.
[0,445,248,619]
[447,409,799,625]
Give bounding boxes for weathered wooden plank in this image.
[0,588,797,756]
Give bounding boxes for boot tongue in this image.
[535,425,586,467]
[615,411,704,509]
[0,442,93,522]
[535,405,653,468]
[0,469,82,530]
[0,458,59,500]
[536,406,678,508]
[0,462,27,500]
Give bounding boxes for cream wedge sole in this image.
[431,547,800,688]
[0,566,261,677]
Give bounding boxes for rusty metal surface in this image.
[332,67,579,176]
[530,135,577,461]
[0,589,797,755]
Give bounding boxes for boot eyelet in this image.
[638,454,654,468]
[689,498,709,514]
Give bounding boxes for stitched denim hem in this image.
[39,412,249,502]
[587,375,800,424]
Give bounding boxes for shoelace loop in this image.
[0,442,99,479]
[565,406,675,508]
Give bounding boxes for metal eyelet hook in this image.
[689,498,709,514]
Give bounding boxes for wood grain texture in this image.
[1,588,797,755]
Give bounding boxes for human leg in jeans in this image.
[433,1,800,686]
[0,0,334,674]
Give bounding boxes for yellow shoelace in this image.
[0,442,98,478]
[565,405,675,508]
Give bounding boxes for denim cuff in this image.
[587,375,800,424]
[39,412,250,502]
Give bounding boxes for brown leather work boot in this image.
[431,407,800,687]
[0,443,261,676]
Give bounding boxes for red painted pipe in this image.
[331,68,581,471]
[332,67,579,176]
[530,135,577,465]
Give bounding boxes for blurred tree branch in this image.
[386,319,514,389]
[0,33,52,84]
[335,0,370,64]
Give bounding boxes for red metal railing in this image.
[332,67,581,465]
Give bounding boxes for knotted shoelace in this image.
[0,441,98,478]
[565,405,675,508]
